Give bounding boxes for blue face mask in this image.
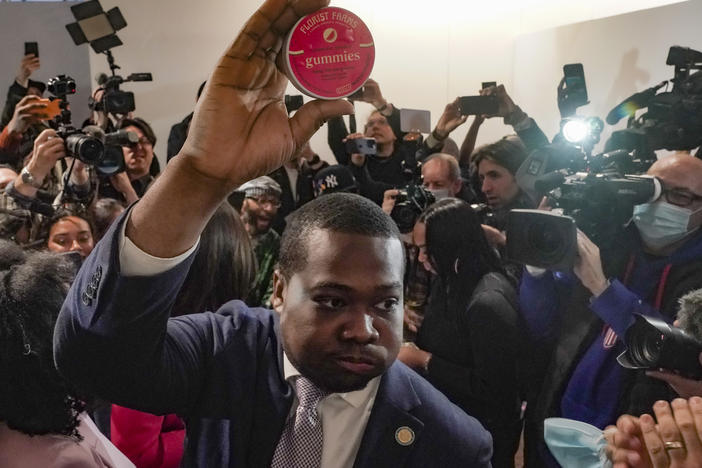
[544,418,612,468]
[633,201,702,250]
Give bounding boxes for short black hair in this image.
[278,193,401,278]
[119,117,157,146]
[0,240,85,437]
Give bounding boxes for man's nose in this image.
[481,178,492,194]
[341,312,379,344]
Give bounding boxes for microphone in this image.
[605,81,667,125]
[534,171,566,195]
[95,73,109,86]
[676,288,702,342]
[105,129,138,146]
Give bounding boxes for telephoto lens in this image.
[618,315,702,379]
[65,132,104,165]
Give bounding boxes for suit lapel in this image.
[248,316,294,468]
[353,362,424,468]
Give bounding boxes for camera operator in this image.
[520,152,702,467]
[0,129,92,245]
[98,118,157,204]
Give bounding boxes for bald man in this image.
[421,153,475,203]
[520,152,702,467]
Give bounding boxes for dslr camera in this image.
[390,137,435,233]
[47,75,138,176]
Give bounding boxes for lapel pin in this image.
[395,426,415,446]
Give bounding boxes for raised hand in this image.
[127,0,353,257]
[17,54,40,87]
[180,0,354,189]
[434,98,467,139]
[6,95,47,135]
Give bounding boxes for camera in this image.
[606,46,702,157]
[507,173,662,268]
[389,137,435,233]
[47,75,105,166]
[91,51,152,115]
[47,75,137,176]
[618,315,702,379]
[391,184,435,234]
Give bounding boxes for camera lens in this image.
[627,327,663,367]
[66,133,104,165]
[527,220,563,257]
[96,145,125,176]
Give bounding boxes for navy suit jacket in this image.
[54,212,492,467]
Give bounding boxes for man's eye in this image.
[316,297,346,309]
[375,298,399,312]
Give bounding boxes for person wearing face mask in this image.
[519,152,702,467]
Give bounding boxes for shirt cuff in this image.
[589,279,637,338]
[118,210,199,277]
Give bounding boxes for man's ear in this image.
[452,178,462,196]
[271,269,286,314]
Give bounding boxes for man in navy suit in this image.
[53,0,492,466]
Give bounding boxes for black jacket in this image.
[417,272,524,468]
[167,113,193,162]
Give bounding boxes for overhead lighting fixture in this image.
[65,0,127,54]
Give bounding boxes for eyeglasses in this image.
[248,196,281,208]
[661,188,702,207]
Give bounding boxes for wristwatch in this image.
[20,167,43,188]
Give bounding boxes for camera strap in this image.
[622,254,672,311]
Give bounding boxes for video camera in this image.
[47,75,137,176]
[606,46,702,157]
[505,47,702,269]
[91,50,152,115]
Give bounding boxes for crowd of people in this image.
[2,1,702,467]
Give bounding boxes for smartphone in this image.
[563,63,588,106]
[345,138,377,156]
[400,108,431,134]
[481,81,497,90]
[29,98,62,120]
[459,95,498,116]
[24,42,39,58]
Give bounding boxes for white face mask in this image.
[633,201,702,250]
[427,188,450,201]
[543,418,612,468]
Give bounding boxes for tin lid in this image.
[283,7,375,100]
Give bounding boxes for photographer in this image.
[400,198,522,467]
[98,117,157,204]
[0,129,92,245]
[0,53,45,130]
[520,152,702,467]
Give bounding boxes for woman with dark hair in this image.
[110,202,257,468]
[0,240,133,467]
[46,209,96,259]
[398,198,523,468]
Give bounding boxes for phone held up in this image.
[24,42,39,58]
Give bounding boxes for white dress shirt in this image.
[117,215,381,468]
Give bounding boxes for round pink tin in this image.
[283,7,375,99]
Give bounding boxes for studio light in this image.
[65,0,127,54]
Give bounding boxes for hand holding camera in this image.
[573,229,609,297]
[480,84,518,119]
[434,98,468,140]
[6,95,47,135]
[109,172,139,205]
[349,78,388,111]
